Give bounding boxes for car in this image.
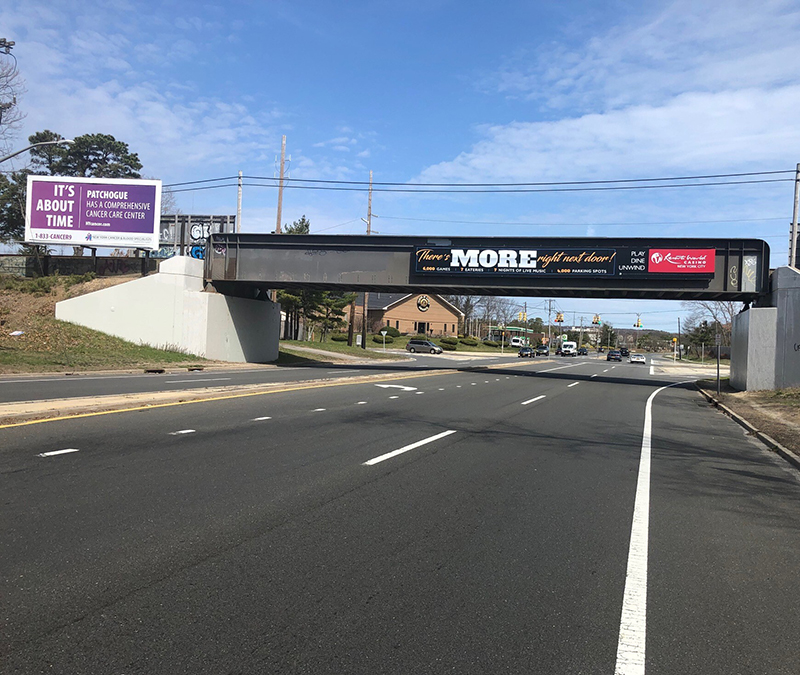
[405,339,442,354]
[630,353,646,364]
[619,347,630,357]
[555,348,562,356]
[577,347,589,356]
[607,350,622,361]
[517,346,535,358]
[535,346,550,356]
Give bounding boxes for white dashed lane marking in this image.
[169,429,196,435]
[38,448,79,457]
[251,416,272,421]
[364,430,458,466]
[521,395,546,406]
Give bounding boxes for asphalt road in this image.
[2,358,798,673]
[0,352,515,404]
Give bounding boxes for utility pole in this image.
[361,170,373,350]
[579,316,584,348]
[270,136,287,304]
[547,299,552,347]
[236,170,242,233]
[275,135,286,235]
[677,317,682,360]
[790,162,800,268]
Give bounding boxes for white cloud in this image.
[421,1,800,184]
[419,87,800,183]
[485,0,800,112]
[1,1,284,180]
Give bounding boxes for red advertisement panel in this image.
[647,249,715,273]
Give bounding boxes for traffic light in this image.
[518,312,523,321]
[592,314,601,325]
[555,312,564,323]
[634,318,642,328]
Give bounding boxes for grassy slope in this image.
[0,273,208,373]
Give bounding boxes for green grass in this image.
[0,272,97,296]
[280,339,402,360]
[0,316,207,372]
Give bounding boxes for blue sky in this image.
[4,0,800,331]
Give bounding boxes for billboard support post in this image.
[790,163,800,268]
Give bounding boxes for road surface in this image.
[2,357,798,673]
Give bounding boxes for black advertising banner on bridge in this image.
[413,246,716,277]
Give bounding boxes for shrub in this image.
[440,342,457,351]
[381,325,401,337]
[413,334,428,340]
[440,336,458,345]
[372,334,394,344]
[484,340,499,347]
[330,333,348,342]
[459,337,478,346]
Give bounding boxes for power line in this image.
[241,168,794,187]
[377,215,787,227]
[237,177,791,194]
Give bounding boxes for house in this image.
[353,292,464,336]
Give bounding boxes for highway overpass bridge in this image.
[203,234,769,302]
[56,234,798,389]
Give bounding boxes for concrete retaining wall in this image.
[731,307,777,390]
[55,256,280,363]
[732,265,800,390]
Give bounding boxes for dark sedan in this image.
[518,347,535,358]
[606,350,622,361]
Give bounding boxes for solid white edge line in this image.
[364,430,457,466]
[614,380,691,675]
[169,429,196,435]
[38,448,79,457]
[568,382,580,387]
[521,394,546,406]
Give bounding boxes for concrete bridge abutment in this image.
[55,256,280,363]
[731,266,800,390]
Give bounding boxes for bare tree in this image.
[0,53,25,156]
[160,187,180,215]
[681,301,743,346]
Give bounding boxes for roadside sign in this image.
[715,333,722,345]
[380,330,387,336]
[26,175,161,250]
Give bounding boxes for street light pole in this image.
[0,139,73,164]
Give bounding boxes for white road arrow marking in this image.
[374,384,418,391]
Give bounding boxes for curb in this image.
[695,384,800,471]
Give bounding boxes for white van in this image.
[510,336,525,348]
[561,341,578,356]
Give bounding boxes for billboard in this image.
[25,176,161,250]
[414,246,717,278]
[647,248,715,273]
